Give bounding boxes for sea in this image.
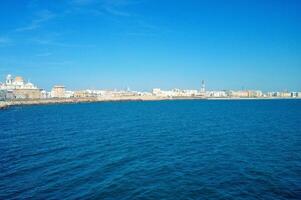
[0,99,301,200]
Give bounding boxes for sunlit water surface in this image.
[1,100,301,199]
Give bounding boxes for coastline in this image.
[1,96,301,109]
[0,96,170,109]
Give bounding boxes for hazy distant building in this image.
[206,91,227,98]
[248,90,263,98]
[280,92,291,98]
[152,88,199,97]
[65,91,74,98]
[291,92,298,98]
[229,90,249,98]
[51,85,66,98]
[228,90,262,98]
[74,90,92,98]
[152,88,161,95]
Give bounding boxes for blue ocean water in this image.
[0,100,301,200]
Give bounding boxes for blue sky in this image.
[0,0,300,91]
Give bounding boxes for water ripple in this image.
[1,100,301,199]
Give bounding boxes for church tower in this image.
[200,80,205,93]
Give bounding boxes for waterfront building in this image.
[0,74,42,99]
[181,89,199,96]
[74,90,94,98]
[206,91,227,98]
[248,90,263,98]
[0,90,7,100]
[41,90,52,99]
[51,85,66,98]
[228,90,262,98]
[152,88,174,97]
[298,92,301,98]
[41,90,47,99]
[275,92,281,97]
[152,88,162,96]
[291,92,298,98]
[266,92,276,97]
[109,90,138,97]
[137,91,153,96]
[65,91,75,98]
[13,89,42,99]
[1,75,39,90]
[229,90,249,98]
[280,92,291,98]
[152,88,199,97]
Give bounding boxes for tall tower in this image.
[200,80,205,93]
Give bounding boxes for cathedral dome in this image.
[25,82,34,88]
[14,76,24,83]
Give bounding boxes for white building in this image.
[65,90,74,98]
[0,74,39,90]
[152,88,199,97]
[0,89,7,100]
[0,74,42,99]
[206,91,227,98]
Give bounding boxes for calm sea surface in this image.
[1,100,301,199]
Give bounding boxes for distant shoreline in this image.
[1,97,301,109]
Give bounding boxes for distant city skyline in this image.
[0,0,300,91]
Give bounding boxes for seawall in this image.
[0,96,173,109]
[1,96,300,109]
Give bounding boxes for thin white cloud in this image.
[15,10,56,32]
[32,38,95,48]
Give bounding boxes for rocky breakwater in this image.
[3,98,100,107]
[0,101,10,109]
[0,96,206,109]
[0,96,168,109]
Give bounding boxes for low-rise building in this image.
[228,90,262,98]
[51,85,66,98]
[152,88,199,97]
[65,91,74,98]
[229,90,249,98]
[152,88,162,96]
[266,92,276,97]
[248,90,263,98]
[291,92,298,98]
[206,91,227,98]
[280,92,291,98]
[74,90,93,98]
[0,89,7,100]
[13,88,42,99]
